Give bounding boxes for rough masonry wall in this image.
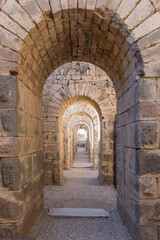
[0,76,44,236]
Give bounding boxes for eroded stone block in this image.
[137,150,160,175]
[137,121,159,149]
[0,76,17,109]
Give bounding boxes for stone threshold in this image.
[48,208,110,218]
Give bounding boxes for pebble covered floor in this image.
[31,151,131,240]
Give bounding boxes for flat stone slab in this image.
[72,162,93,168]
[48,208,110,218]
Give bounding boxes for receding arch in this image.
[59,96,102,183]
[73,123,90,154]
[66,112,94,166]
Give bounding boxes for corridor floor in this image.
[31,151,132,240]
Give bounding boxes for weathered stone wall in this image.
[0,77,44,236]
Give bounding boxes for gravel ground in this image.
[31,152,131,240]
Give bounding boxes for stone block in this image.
[125,123,137,148]
[19,155,33,188]
[36,96,43,120]
[0,154,42,191]
[17,197,43,237]
[126,187,140,222]
[0,190,21,222]
[44,151,59,160]
[43,132,52,143]
[0,137,18,157]
[52,133,59,143]
[133,12,160,41]
[0,76,17,109]
[101,174,113,185]
[19,0,42,24]
[36,0,50,11]
[124,148,137,175]
[20,173,43,217]
[116,126,125,147]
[2,0,35,31]
[139,79,157,102]
[50,0,62,20]
[117,147,124,167]
[118,193,140,240]
[107,0,121,11]
[86,0,96,11]
[32,151,43,178]
[103,153,113,162]
[125,0,154,30]
[44,171,53,185]
[142,44,160,63]
[43,121,59,131]
[0,224,18,238]
[0,26,22,53]
[0,11,27,39]
[36,136,43,152]
[0,110,17,137]
[137,150,160,175]
[44,143,59,152]
[25,114,36,137]
[141,200,160,225]
[117,0,139,20]
[0,60,18,76]
[139,102,160,120]
[138,28,160,50]
[44,160,54,171]
[140,225,158,240]
[24,87,36,116]
[140,175,158,199]
[17,111,25,136]
[138,79,156,102]
[102,162,113,174]
[0,158,20,190]
[137,121,159,149]
[61,0,69,10]
[68,0,77,9]
[126,171,139,196]
[0,45,18,62]
[78,0,86,9]
[19,137,37,156]
[36,119,43,137]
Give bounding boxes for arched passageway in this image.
[76,128,88,150]
[0,1,160,239]
[43,63,116,186]
[65,116,92,168]
[67,114,94,165]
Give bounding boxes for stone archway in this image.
[58,96,103,184]
[63,106,99,170]
[0,1,160,239]
[73,124,90,156]
[65,114,94,169]
[43,62,116,186]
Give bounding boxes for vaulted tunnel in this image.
[0,1,160,239]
